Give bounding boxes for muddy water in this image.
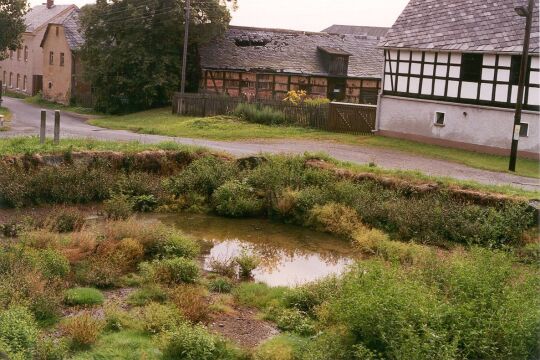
[153,213,356,287]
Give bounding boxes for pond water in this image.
[153,213,356,287]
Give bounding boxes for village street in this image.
[2,96,538,190]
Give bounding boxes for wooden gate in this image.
[327,102,377,135]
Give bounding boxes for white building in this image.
[378,0,539,158]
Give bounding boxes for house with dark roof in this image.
[377,0,539,158]
[199,26,384,104]
[322,25,389,39]
[0,0,77,96]
[40,9,90,105]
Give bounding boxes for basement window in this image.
[434,111,446,126]
[519,123,529,137]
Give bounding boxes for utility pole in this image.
[509,0,535,172]
[179,0,190,115]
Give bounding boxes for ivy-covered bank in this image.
[0,147,538,360]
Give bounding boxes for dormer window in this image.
[318,46,351,76]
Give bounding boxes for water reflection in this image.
[154,213,356,287]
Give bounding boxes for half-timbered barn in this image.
[199,26,383,104]
[378,0,539,157]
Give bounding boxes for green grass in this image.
[233,282,288,309]
[3,89,28,99]
[0,137,204,155]
[24,94,101,116]
[90,108,539,179]
[71,330,160,360]
[64,287,105,306]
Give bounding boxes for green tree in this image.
[80,0,232,114]
[0,0,28,60]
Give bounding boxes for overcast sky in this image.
[28,0,408,31]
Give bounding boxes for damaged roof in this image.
[322,25,390,39]
[200,26,383,78]
[380,0,540,54]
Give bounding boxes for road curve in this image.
[1,96,538,191]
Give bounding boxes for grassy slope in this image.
[90,108,540,179]
[0,137,537,198]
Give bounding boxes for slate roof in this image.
[24,4,76,33]
[322,25,390,39]
[62,10,84,50]
[200,26,383,79]
[380,0,540,54]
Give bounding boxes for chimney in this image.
[46,0,54,9]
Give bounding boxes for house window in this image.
[519,123,529,137]
[48,82,53,89]
[17,48,21,61]
[9,73,12,87]
[16,74,20,89]
[56,26,59,36]
[460,54,483,82]
[510,55,523,85]
[24,46,28,62]
[434,111,446,126]
[60,53,65,67]
[9,50,13,60]
[2,71,5,84]
[360,88,379,105]
[49,52,54,65]
[23,75,27,91]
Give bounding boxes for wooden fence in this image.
[172,93,376,135]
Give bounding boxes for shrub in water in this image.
[212,180,264,217]
[166,156,237,198]
[139,302,183,334]
[104,193,133,220]
[208,256,237,278]
[64,287,104,306]
[235,250,261,278]
[61,312,104,348]
[208,277,234,293]
[140,257,199,284]
[0,306,39,358]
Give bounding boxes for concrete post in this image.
[40,110,46,144]
[54,110,60,144]
[0,115,4,128]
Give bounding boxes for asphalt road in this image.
[1,96,538,190]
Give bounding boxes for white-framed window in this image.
[434,111,446,126]
[519,123,529,137]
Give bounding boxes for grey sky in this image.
[29,0,408,31]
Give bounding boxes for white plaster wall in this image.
[378,95,540,153]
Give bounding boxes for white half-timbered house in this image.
[378,0,539,158]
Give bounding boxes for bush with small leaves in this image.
[127,285,168,306]
[0,307,39,358]
[103,193,133,220]
[33,337,69,360]
[208,256,238,279]
[139,302,183,335]
[169,285,210,324]
[309,203,361,238]
[212,180,264,217]
[155,232,200,259]
[140,257,199,285]
[45,208,85,233]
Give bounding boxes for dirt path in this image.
[1,97,538,190]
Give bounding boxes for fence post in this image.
[53,110,60,144]
[40,110,46,144]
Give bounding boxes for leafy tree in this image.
[80,0,233,114]
[0,0,28,60]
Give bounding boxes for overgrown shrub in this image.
[308,203,360,237]
[208,256,237,278]
[213,180,264,217]
[64,287,104,306]
[140,257,199,285]
[61,312,104,348]
[161,323,239,360]
[139,302,183,334]
[268,308,316,336]
[104,193,133,220]
[166,156,237,199]
[0,307,39,358]
[233,103,287,126]
[44,207,85,233]
[155,232,200,259]
[33,336,69,360]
